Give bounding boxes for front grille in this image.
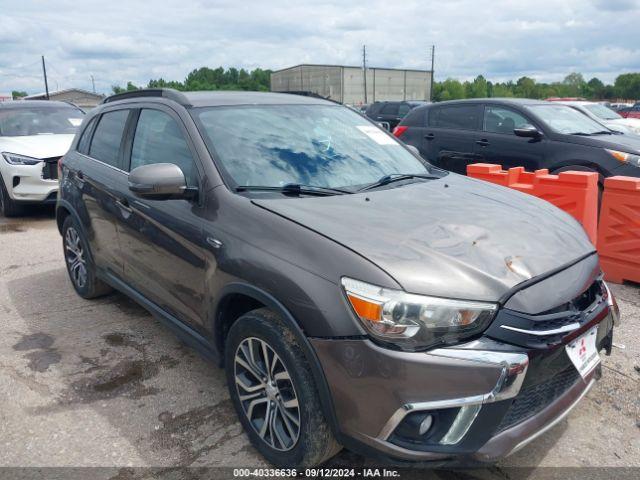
[42,157,60,180]
[496,366,581,433]
[486,279,607,349]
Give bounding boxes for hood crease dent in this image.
[254,174,595,302]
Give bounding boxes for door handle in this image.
[476,139,490,147]
[115,198,133,214]
[424,133,435,140]
[206,236,223,249]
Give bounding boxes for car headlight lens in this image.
[606,149,640,167]
[2,152,42,166]
[341,277,497,350]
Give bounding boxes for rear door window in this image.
[430,105,480,130]
[89,110,130,168]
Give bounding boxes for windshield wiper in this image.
[357,173,441,192]
[569,132,594,136]
[235,183,351,196]
[592,130,614,135]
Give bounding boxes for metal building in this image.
[270,64,432,106]
[23,88,105,110]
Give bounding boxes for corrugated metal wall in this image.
[271,65,432,105]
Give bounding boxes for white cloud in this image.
[0,0,639,94]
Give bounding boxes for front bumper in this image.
[311,306,615,463]
[1,161,58,203]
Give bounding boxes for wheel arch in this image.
[212,282,341,437]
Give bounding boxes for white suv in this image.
[0,100,84,216]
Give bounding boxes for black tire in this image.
[62,215,112,299]
[0,174,24,217]
[225,308,341,467]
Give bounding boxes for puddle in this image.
[13,333,61,372]
[0,223,27,233]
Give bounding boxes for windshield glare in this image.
[0,107,84,136]
[193,104,429,190]
[528,104,610,135]
[584,103,622,121]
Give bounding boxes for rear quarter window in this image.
[401,107,427,127]
[76,117,97,154]
[430,105,480,130]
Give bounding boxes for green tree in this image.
[435,78,465,101]
[11,90,27,99]
[586,77,605,99]
[111,81,140,94]
[514,77,537,98]
[562,72,586,97]
[614,73,640,100]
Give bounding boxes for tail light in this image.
[393,125,408,138]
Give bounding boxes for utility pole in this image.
[429,45,435,101]
[362,45,368,104]
[91,75,96,93]
[41,55,50,100]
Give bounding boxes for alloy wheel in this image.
[234,337,301,451]
[64,226,87,288]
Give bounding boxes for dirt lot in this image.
[0,209,638,478]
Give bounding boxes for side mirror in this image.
[128,163,194,200]
[514,125,542,138]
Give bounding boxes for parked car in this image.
[609,102,633,112]
[618,104,640,119]
[57,89,617,467]
[394,98,640,182]
[558,101,640,136]
[0,100,84,216]
[365,100,427,131]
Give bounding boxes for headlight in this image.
[2,152,42,166]
[606,149,640,167]
[341,277,497,350]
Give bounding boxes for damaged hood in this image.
[254,174,595,302]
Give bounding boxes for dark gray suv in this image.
[56,89,618,467]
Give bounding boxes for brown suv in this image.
[57,89,618,467]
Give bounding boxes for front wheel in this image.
[225,308,341,467]
[0,174,23,217]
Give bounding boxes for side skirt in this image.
[100,270,219,363]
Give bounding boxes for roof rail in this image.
[101,88,191,106]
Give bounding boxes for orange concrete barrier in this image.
[597,176,640,284]
[467,164,599,245]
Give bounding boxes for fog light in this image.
[419,414,433,435]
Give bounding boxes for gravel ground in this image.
[0,208,638,479]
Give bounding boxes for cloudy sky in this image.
[1,0,639,95]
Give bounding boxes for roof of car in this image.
[428,98,549,107]
[102,89,335,108]
[0,100,80,109]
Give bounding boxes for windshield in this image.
[193,104,430,190]
[583,104,622,121]
[528,104,611,135]
[0,106,84,136]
